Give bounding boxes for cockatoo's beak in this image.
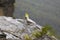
[25,13,29,19]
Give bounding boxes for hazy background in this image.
[13,0,60,36]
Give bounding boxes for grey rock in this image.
[0,16,58,40]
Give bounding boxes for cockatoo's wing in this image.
[27,19,36,24]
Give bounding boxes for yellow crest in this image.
[25,12,29,19]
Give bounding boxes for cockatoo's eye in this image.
[25,12,29,19]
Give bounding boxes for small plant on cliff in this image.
[44,25,56,36]
[32,30,41,38]
[32,24,56,39]
[41,25,52,35]
[24,34,32,40]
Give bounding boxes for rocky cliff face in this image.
[0,0,15,17]
[0,0,15,6]
[0,16,58,40]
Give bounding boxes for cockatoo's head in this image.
[25,13,29,19]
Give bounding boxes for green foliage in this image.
[32,24,56,39]
[32,30,41,38]
[43,24,56,36]
[47,29,56,36]
[24,34,32,40]
[41,24,53,35]
[43,24,52,30]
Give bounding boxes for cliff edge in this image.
[0,16,58,40]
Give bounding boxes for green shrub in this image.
[32,24,56,38]
[24,34,32,40]
[41,24,52,35]
[43,24,56,36]
[32,30,41,38]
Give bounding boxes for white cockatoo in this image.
[25,13,36,25]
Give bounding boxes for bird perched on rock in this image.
[25,13,36,25]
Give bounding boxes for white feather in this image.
[27,18,36,24]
